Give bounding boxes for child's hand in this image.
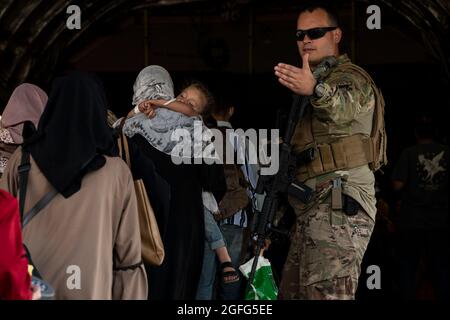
[252,238,271,256]
[144,108,156,119]
[213,210,223,221]
[138,100,150,112]
[138,100,162,119]
[139,99,167,111]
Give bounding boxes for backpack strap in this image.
[18,148,31,226]
[337,63,387,171]
[117,133,131,168]
[18,148,57,282]
[18,148,58,228]
[22,189,58,228]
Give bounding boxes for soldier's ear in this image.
[334,28,342,44]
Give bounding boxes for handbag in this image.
[117,134,165,266]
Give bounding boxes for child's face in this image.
[177,86,207,114]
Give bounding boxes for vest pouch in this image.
[330,140,347,169]
[318,144,336,172]
[308,155,324,177]
[342,135,371,167]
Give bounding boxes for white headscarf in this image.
[131,65,174,105]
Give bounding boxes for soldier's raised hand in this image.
[274,53,317,96]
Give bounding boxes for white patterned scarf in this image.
[0,127,14,174]
[123,65,214,158]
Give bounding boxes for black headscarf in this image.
[27,71,115,198]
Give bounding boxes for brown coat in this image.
[0,148,147,300]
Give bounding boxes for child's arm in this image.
[126,101,156,119]
[142,99,199,117]
[126,103,145,118]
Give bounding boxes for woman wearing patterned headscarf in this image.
[123,65,212,156]
[123,66,226,300]
[0,83,47,177]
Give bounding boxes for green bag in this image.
[239,256,278,300]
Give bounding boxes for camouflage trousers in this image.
[279,195,374,300]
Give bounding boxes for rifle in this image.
[246,94,315,290]
[247,57,338,293]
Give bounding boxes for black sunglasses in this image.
[295,27,338,41]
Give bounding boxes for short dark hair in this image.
[298,2,340,27]
[213,92,236,117]
[414,115,435,139]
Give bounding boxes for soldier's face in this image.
[297,9,341,67]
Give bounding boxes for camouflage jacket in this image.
[293,54,378,220]
[310,54,375,143]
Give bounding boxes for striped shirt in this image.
[217,121,259,228]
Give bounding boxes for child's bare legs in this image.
[215,246,239,283]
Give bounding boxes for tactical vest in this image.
[292,62,387,182]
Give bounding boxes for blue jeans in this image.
[196,241,218,300]
[196,210,245,300]
[218,224,244,300]
[204,207,226,250]
[196,208,225,300]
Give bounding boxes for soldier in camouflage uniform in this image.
[274,4,380,300]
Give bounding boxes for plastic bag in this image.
[239,256,278,300]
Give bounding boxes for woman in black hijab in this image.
[28,71,115,197]
[0,72,147,299]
